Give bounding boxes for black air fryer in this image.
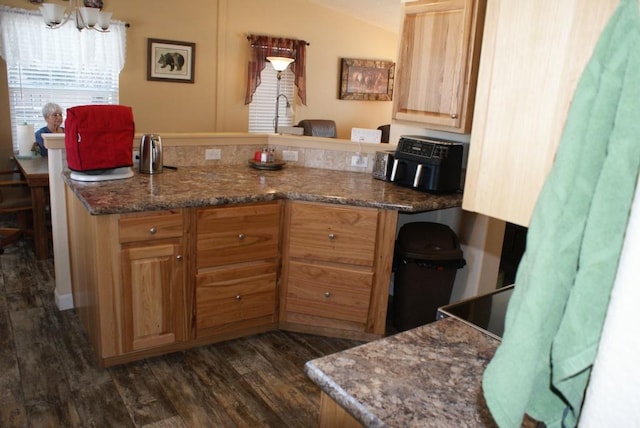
[390,135,463,193]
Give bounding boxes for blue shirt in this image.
[34,126,64,156]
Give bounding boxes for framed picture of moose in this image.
[339,58,395,101]
[147,38,196,83]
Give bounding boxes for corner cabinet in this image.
[392,0,486,133]
[279,201,397,340]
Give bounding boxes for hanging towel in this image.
[482,0,640,426]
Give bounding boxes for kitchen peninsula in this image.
[64,163,462,366]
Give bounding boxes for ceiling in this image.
[308,0,402,33]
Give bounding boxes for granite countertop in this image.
[64,164,463,215]
[304,317,499,427]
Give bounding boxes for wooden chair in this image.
[0,169,33,254]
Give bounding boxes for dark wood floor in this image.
[0,239,364,428]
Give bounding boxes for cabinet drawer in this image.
[288,202,378,266]
[285,260,373,324]
[197,203,280,268]
[196,261,277,333]
[119,211,183,244]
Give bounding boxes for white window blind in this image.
[0,6,127,152]
[249,66,296,133]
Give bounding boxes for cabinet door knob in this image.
[149,227,156,235]
[328,233,335,240]
[238,233,245,241]
[235,295,242,301]
[324,291,331,298]
[176,255,183,261]
[450,113,458,119]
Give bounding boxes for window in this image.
[0,6,127,152]
[248,66,295,133]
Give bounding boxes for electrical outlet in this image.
[351,155,368,168]
[205,148,221,160]
[282,150,299,161]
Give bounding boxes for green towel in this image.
[482,0,640,426]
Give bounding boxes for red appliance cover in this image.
[65,105,135,172]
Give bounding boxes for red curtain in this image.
[244,35,308,106]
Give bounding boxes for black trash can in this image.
[392,222,466,332]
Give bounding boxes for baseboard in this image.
[55,291,74,311]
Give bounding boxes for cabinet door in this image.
[392,0,485,133]
[121,242,185,352]
[462,0,617,226]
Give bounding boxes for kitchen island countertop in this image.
[305,317,499,427]
[64,164,462,215]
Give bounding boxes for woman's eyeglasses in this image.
[50,113,63,117]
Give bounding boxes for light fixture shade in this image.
[40,3,66,27]
[79,7,99,28]
[97,11,112,30]
[267,56,294,72]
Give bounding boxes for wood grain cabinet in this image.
[66,189,190,366]
[392,0,486,133]
[462,0,617,226]
[119,212,187,353]
[279,201,397,340]
[194,202,281,340]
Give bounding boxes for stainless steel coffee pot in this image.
[139,134,163,174]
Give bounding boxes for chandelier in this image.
[38,0,112,32]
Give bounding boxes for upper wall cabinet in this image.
[392,0,487,133]
[462,0,618,227]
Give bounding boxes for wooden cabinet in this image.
[67,190,397,365]
[66,188,190,366]
[194,202,280,340]
[392,0,486,133]
[462,0,618,226]
[279,201,397,340]
[119,212,187,353]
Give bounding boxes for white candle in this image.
[17,123,35,156]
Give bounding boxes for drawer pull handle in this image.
[236,295,242,301]
[238,233,245,241]
[324,291,331,298]
[149,227,157,235]
[451,113,458,119]
[328,233,335,240]
[176,255,183,261]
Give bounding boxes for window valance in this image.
[244,34,308,105]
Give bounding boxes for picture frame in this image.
[339,58,395,101]
[147,38,196,83]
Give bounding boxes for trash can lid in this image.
[397,222,463,261]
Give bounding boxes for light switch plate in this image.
[205,148,221,160]
[282,150,299,161]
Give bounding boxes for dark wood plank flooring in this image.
[0,239,364,427]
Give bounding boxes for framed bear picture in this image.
[147,38,196,83]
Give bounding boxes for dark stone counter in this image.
[64,165,463,215]
[305,318,498,427]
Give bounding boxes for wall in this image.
[0,0,398,161]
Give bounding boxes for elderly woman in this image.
[34,102,64,156]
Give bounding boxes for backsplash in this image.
[161,144,375,173]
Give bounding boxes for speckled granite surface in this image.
[305,318,499,428]
[64,164,463,215]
